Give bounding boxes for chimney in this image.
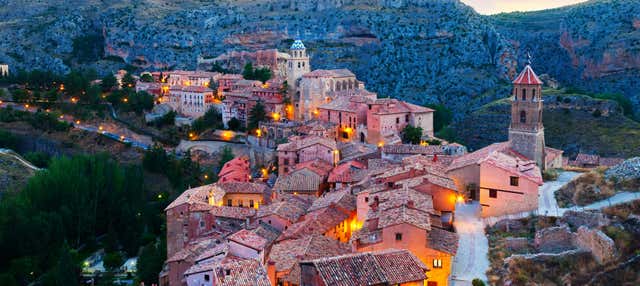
[267,260,277,286]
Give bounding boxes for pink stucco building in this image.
[276,135,337,175]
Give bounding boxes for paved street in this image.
[451,202,489,286]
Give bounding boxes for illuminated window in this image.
[249,200,254,208]
[227,199,232,206]
[510,176,519,186]
[433,259,443,268]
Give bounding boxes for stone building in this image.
[276,135,338,175]
[166,85,216,119]
[287,39,311,94]
[298,69,363,120]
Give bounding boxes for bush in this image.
[103,252,123,271]
[227,118,242,131]
[542,169,559,181]
[0,129,19,150]
[472,279,486,286]
[592,109,602,117]
[23,152,51,168]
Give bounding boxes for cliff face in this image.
[0,0,514,116]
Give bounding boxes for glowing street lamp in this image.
[256,129,262,137]
[272,112,281,121]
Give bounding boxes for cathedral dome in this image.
[290,39,306,50]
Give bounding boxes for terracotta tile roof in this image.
[427,228,459,255]
[218,157,251,183]
[276,135,337,152]
[367,159,401,176]
[378,204,432,230]
[257,196,310,223]
[303,69,355,78]
[273,166,328,193]
[209,206,256,220]
[293,159,333,177]
[372,187,436,213]
[278,206,351,241]
[268,235,352,283]
[318,95,371,112]
[250,222,282,246]
[513,65,543,85]
[217,181,268,194]
[599,157,625,167]
[447,142,542,185]
[337,142,378,163]
[166,238,219,263]
[194,241,229,263]
[216,258,271,286]
[184,255,240,276]
[328,161,367,183]
[575,153,600,165]
[295,120,337,135]
[383,144,446,155]
[371,98,434,115]
[300,249,427,286]
[227,229,268,250]
[308,189,357,213]
[165,184,223,211]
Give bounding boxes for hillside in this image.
[453,89,640,158]
[0,0,515,116]
[0,149,38,192]
[491,0,640,119]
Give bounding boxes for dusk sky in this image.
[461,0,589,14]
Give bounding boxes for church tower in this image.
[508,62,546,169]
[287,39,310,89]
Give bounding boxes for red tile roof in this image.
[276,135,337,152]
[227,229,268,250]
[427,228,459,255]
[303,69,355,78]
[216,258,271,286]
[328,161,367,183]
[382,144,447,155]
[301,249,428,286]
[268,235,352,283]
[370,98,434,115]
[308,189,357,213]
[513,65,542,85]
[209,206,256,220]
[217,181,268,194]
[278,206,351,241]
[575,153,600,165]
[256,196,310,223]
[447,142,543,185]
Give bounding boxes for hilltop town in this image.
[86,40,632,286]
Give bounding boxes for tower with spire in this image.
[286,39,310,89]
[509,56,546,169]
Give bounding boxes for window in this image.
[238,200,243,207]
[199,221,205,228]
[395,233,403,241]
[405,114,409,122]
[342,131,349,139]
[284,159,289,165]
[433,259,443,269]
[489,189,498,198]
[532,89,536,100]
[365,197,369,203]
[227,199,232,206]
[510,176,519,186]
[520,111,526,123]
[396,117,400,124]
[522,89,527,100]
[204,274,210,281]
[249,200,254,208]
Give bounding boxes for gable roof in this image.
[328,161,367,183]
[513,65,542,85]
[300,249,427,286]
[273,161,331,192]
[227,229,268,251]
[256,196,310,223]
[278,206,351,241]
[276,135,337,152]
[446,142,542,185]
[308,189,356,213]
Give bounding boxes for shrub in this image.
[472,279,486,286]
[542,169,559,181]
[592,109,602,117]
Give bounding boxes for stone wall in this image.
[505,237,529,252]
[534,226,575,253]
[560,210,609,230]
[575,226,618,264]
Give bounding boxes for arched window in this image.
[298,62,301,68]
[520,111,526,123]
[521,89,527,101]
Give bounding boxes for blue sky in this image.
[460,0,588,14]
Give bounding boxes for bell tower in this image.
[287,39,310,89]
[508,60,545,169]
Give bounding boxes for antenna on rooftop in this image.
[526,51,532,66]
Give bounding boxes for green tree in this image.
[402,125,423,144]
[219,146,235,167]
[140,74,154,83]
[103,252,123,272]
[41,243,79,286]
[242,62,254,80]
[136,242,164,285]
[121,72,136,89]
[472,279,486,286]
[64,70,89,97]
[143,144,170,174]
[227,118,242,131]
[248,101,266,131]
[191,108,223,134]
[426,104,453,132]
[23,152,51,168]
[101,74,118,92]
[0,129,19,150]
